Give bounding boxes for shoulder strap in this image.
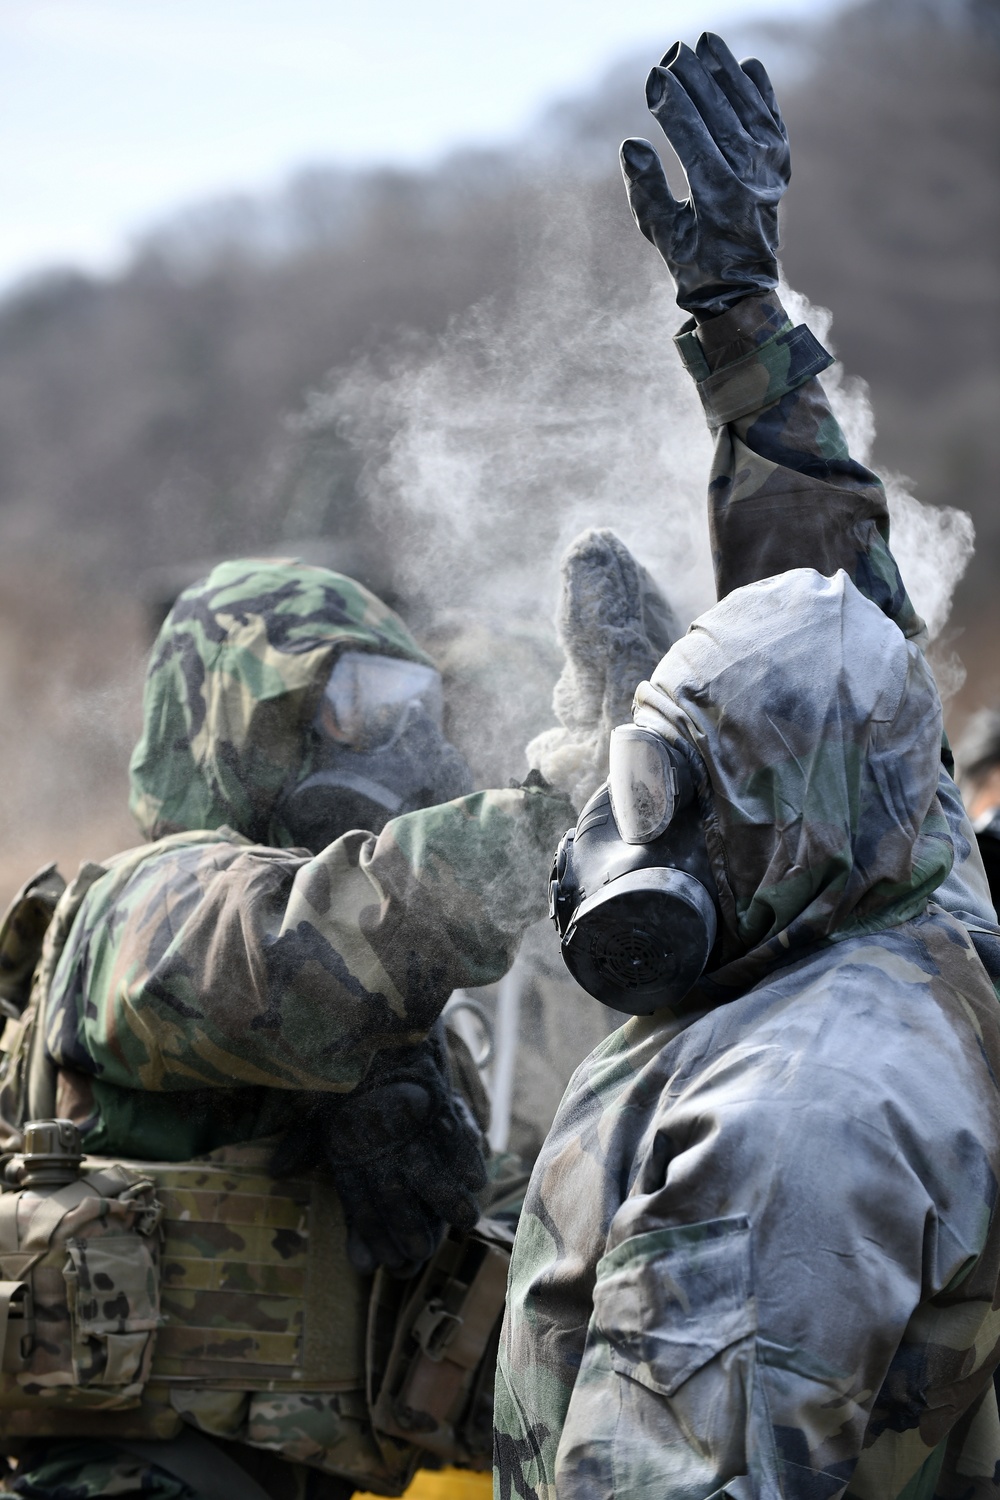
[24,861,111,1124]
[0,864,66,1021]
[0,860,109,1144]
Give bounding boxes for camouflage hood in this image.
[633,568,953,996]
[129,558,432,843]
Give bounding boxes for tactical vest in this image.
[0,862,512,1494]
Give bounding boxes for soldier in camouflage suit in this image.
[0,559,578,1496]
[495,34,1000,1500]
[27,559,571,1176]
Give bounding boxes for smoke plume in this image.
[295,187,975,776]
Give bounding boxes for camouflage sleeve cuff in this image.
[674,293,834,431]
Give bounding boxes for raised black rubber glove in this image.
[291,1028,488,1277]
[620,32,789,320]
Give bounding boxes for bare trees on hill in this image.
[0,0,995,598]
[0,0,995,895]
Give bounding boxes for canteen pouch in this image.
[0,1151,163,1409]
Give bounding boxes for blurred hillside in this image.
[0,0,997,897]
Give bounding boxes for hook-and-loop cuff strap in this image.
[675,319,834,430]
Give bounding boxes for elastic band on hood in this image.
[633,569,953,996]
[129,558,432,843]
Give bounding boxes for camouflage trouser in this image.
[3,1444,196,1499]
[4,1439,355,1500]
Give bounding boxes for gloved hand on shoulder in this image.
[620,32,789,320]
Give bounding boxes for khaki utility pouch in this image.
[368,1220,513,1472]
[0,1121,163,1410]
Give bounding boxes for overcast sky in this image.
[1,0,843,291]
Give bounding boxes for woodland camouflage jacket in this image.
[16,558,572,1159]
[495,291,1000,1500]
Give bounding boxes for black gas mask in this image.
[549,725,719,1014]
[278,651,474,853]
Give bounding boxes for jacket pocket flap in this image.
[593,1215,755,1396]
[64,1235,161,1336]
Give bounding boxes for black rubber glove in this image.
[275,1028,488,1278]
[620,32,790,320]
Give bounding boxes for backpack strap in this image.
[0,862,107,1149]
[24,862,112,1125]
[0,865,66,1022]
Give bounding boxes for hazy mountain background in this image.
[0,0,997,898]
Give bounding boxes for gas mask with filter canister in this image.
[277,650,474,853]
[549,724,719,1014]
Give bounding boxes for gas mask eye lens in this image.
[609,725,682,844]
[279,651,471,850]
[319,652,444,753]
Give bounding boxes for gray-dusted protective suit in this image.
[496,27,1000,1496]
[495,296,1000,1500]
